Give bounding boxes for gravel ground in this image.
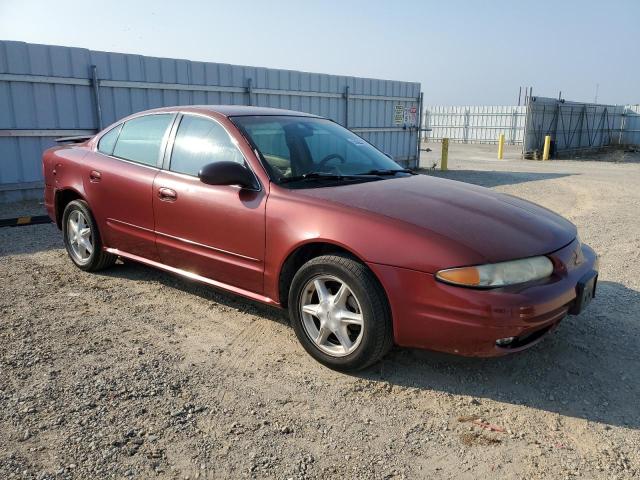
[1,146,639,479]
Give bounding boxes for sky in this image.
[1,0,638,106]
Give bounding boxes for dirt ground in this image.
[1,145,639,479]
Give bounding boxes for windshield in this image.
[231,116,404,183]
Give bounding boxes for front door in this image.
[152,114,266,294]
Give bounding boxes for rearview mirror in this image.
[198,161,258,190]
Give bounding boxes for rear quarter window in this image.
[97,124,121,155]
[112,114,174,166]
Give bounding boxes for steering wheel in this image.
[318,153,346,169]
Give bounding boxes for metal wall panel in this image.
[523,96,627,157]
[621,105,640,146]
[0,40,421,201]
[422,105,526,144]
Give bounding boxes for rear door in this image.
[85,113,175,260]
[152,113,266,293]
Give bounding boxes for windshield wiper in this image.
[279,169,412,185]
[279,172,372,184]
[355,168,416,176]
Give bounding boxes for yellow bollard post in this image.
[441,138,449,171]
[542,135,551,160]
[497,133,505,160]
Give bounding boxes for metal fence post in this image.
[464,109,470,143]
[416,91,424,168]
[344,85,350,129]
[522,97,532,158]
[246,78,253,106]
[90,65,103,131]
[510,109,517,145]
[551,100,560,156]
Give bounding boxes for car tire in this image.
[62,200,116,271]
[288,254,393,371]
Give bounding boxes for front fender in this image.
[263,186,486,303]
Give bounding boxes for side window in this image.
[112,114,173,167]
[169,115,245,176]
[97,124,121,155]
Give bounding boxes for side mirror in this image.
[198,161,258,190]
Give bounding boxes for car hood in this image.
[294,174,576,264]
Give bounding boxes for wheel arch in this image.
[54,188,86,229]
[277,240,390,310]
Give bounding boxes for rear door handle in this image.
[158,187,177,201]
[89,170,102,182]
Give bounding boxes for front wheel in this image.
[62,200,116,271]
[288,254,393,371]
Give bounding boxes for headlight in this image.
[436,256,554,288]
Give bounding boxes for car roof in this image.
[144,105,322,118]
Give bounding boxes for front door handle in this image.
[89,170,102,182]
[158,187,177,201]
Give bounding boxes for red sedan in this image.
[42,106,598,370]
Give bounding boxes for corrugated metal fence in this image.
[622,104,640,146]
[0,40,422,201]
[522,96,630,157]
[422,105,526,144]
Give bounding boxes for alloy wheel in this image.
[67,210,94,263]
[299,275,364,357]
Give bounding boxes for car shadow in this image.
[417,169,575,188]
[96,259,290,327]
[98,260,639,430]
[356,280,640,431]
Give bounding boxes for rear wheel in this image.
[62,200,116,271]
[288,254,393,371]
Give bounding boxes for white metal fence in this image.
[422,105,526,144]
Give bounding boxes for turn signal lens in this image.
[436,267,480,285]
[436,256,554,288]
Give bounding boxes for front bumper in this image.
[367,239,598,357]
